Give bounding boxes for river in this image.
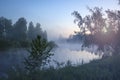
[0,42,100,74]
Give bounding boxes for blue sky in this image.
[0,0,119,39]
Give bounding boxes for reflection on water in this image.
[0,42,100,72]
[50,42,100,66]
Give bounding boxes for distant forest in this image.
[0,17,47,49]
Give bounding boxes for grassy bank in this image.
[1,55,120,80]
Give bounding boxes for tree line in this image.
[0,17,47,49]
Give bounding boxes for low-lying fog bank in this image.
[50,42,100,66]
[0,42,100,73]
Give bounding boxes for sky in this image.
[0,0,119,40]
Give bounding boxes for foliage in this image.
[71,7,120,56]
[24,35,54,73]
[13,17,27,41]
[0,17,48,49]
[0,17,13,39]
[0,39,12,50]
[4,55,120,80]
[27,21,35,40]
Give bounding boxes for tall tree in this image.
[0,17,13,39]
[0,17,5,38]
[72,7,120,56]
[35,23,42,36]
[27,21,35,40]
[13,17,27,41]
[24,35,54,73]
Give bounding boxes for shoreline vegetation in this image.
[0,54,119,80]
[0,17,47,50]
[1,1,120,80]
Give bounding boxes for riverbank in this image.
[1,55,119,80]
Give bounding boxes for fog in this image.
[0,41,100,74]
[50,42,100,66]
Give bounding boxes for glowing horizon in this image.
[0,0,119,40]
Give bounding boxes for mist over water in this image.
[0,41,100,73]
[50,42,100,66]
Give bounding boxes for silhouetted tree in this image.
[27,21,35,40]
[72,6,120,56]
[0,17,5,38]
[27,22,47,41]
[0,17,49,49]
[35,23,42,36]
[13,17,27,41]
[24,35,54,73]
[0,17,13,39]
